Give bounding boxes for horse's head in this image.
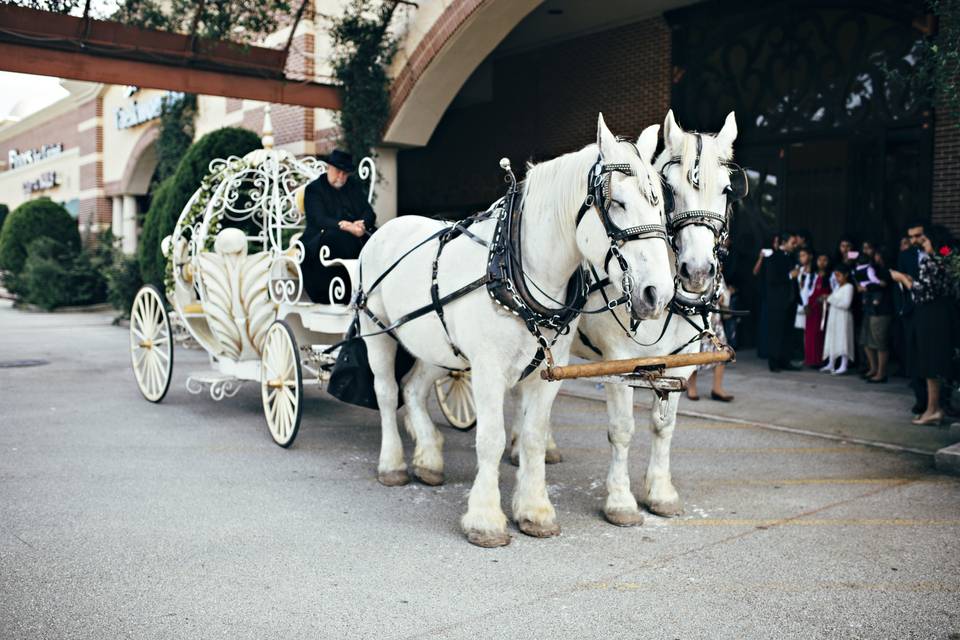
[657,110,745,298]
[576,114,673,320]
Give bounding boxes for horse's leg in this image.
[462,359,511,547]
[365,332,409,487]
[509,398,561,467]
[641,391,684,516]
[402,360,446,486]
[603,382,644,526]
[512,376,561,537]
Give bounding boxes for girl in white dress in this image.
[821,265,855,375]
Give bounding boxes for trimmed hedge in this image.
[138,127,261,287]
[20,237,106,310]
[0,204,9,233]
[0,197,80,277]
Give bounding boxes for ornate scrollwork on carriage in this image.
[161,141,370,360]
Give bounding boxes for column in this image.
[121,195,138,255]
[372,146,397,225]
[111,196,123,242]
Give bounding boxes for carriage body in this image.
[129,137,476,446]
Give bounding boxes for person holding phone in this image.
[896,222,930,414]
[766,232,800,372]
[890,227,956,425]
[753,233,780,360]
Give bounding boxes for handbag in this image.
[327,315,416,410]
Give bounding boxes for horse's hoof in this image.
[413,466,444,486]
[646,499,684,517]
[508,450,520,467]
[466,529,512,548]
[545,449,563,464]
[604,509,645,527]
[377,470,410,487]
[518,519,561,538]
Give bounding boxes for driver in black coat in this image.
[300,150,376,303]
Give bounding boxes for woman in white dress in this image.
[821,265,855,375]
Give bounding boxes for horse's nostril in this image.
[708,263,716,277]
[679,263,691,279]
[642,285,658,307]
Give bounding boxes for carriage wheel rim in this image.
[130,286,172,403]
[261,322,301,446]
[436,371,476,429]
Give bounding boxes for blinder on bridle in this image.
[573,153,669,315]
[576,157,669,270]
[659,133,749,241]
[659,132,749,312]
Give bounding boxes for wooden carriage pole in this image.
[540,349,735,382]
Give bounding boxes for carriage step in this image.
[185,371,244,401]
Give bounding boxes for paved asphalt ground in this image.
[2,302,959,639]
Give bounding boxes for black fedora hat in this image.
[322,149,356,173]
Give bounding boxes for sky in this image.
[0,72,71,123]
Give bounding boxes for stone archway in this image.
[383,0,542,148]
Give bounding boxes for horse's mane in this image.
[655,130,724,200]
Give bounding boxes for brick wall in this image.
[77,97,106,234]
[397,17,672,216]
[932,110,960,235]
[0,110,82,171]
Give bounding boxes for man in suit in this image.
[300,149,376,303]
[766,231,800,372]
[897,221,927,414]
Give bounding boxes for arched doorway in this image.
[667,0,932,346]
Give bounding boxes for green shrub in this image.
[20,237,106,310]
[139,127,261,287]
[95,230,143,316]
[0,198,80,283]
[0,204,9,233]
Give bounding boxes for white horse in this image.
[358,115,673,547]
[512,110,741,526]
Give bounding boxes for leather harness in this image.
[346,153,669,380]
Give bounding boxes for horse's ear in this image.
[636,124,660,161]
[664,109,684,151]
[716,111,738,159]
[596,112,617,158]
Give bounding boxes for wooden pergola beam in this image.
[0,42,340,109]
[0,4,341,110]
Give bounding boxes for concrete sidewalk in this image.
[560,350,960,456]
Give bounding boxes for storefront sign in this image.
[115,91,185,130]
[22,171,60,194]
[8,143,63,170]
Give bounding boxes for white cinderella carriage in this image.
[128,110,476,446]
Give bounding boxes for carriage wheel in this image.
[130,285,174,403]
[435,371,477,431]
[261,320,303,448]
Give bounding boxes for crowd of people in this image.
[749,222,957,425]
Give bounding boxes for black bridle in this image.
[573,154,670,317]
[658,132,748,313]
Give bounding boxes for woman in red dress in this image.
[804,253,832,367]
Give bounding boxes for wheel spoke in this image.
[457,387,468,423]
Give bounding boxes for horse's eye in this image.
[612,199,625,209]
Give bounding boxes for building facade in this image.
[0,0,955,274]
